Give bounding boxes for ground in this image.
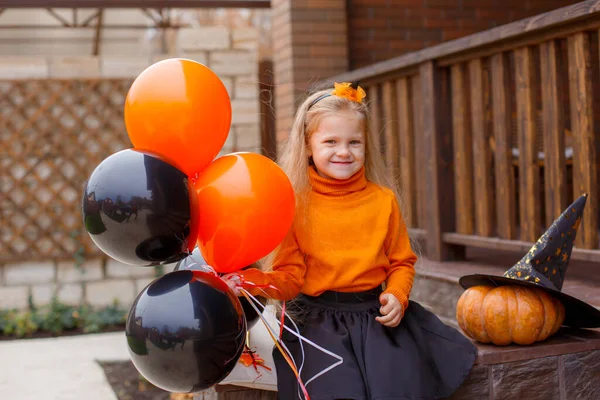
[99,360,185,400]
[1,326,192,399]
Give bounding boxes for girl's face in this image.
[307,111,365,180]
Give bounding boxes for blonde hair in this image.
[279,89,403,209]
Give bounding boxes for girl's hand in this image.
[375,293,403,327]
[222,273,242,296]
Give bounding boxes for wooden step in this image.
[411,249,600,328]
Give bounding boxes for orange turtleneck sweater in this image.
[238,167,417,312]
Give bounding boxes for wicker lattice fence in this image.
[1,79,134,263]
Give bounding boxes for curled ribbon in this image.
[234,279,344,400]
[235,279,308,399]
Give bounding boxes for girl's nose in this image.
[336,146,351,156]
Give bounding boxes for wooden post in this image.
[382,81,400,180]
[420,61,463,261]
[450,63,474,235]
[468,58,494,237]
[368,85,383,154]
[397,77,417,228]
[568,32,598,249]
[540,40,567,226]
[490,52,517,240]
[411,75,427,231]
[514,46,541,242]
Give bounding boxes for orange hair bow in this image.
[332,82,366,103]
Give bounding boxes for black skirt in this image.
[272,288,477,400]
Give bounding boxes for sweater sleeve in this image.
[382,197,417,314]
[236,229,307,301]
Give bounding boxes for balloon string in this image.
[240,289,310,400]
[241,288,344,385]
[236,281,286,339]
[238,286,344,400]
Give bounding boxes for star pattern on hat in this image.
[502,194,587,291]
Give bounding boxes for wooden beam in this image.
[540,40,567,228]
[514,46,541,243]
[469,58,494,237]
[411,76,427,231]
[397,77,417,228]
[92,8,103,56]
[382,81,399,179]
[568,32,598,249]
[80,9,99,26]
[490,52,517,240]
[443,232,600,263]
[420,61,463,261]
[367,85,383,154]
[46,8,71,26]
[450,63,474,235]
[0,0,271,8]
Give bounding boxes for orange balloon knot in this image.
[189,172,200,187]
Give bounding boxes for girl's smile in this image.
[308,111,365,180]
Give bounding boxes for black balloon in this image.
[126,270,247,393]
[82,149,197,266]
[174,247,265,329]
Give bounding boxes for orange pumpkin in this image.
[456,285,565,346]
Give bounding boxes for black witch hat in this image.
[459,193,600,328]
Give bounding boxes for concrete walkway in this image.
[0,307,279,400]
[0,331,129,400]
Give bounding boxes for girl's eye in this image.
[325,140,336,144]
[350,140,361,145]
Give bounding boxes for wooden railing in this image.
[323,0,600,262]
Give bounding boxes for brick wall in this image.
[0,26,261,310]
[347,0,580,69]
[271,0,349,141]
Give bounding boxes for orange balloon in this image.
[194,153,295,273]
[125,58,231,177]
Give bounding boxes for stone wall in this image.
[0,23,261,311]
[451,347,600,399]
[0,259,158,311]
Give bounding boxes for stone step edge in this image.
[415,261,600,309]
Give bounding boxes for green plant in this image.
[39,298,82,335]
[0,297,128,339]
[82,300,127,333]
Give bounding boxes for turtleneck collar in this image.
[309,166,368,195]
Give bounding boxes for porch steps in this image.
[411,247,600,329]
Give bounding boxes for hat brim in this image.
[459,274,600,328]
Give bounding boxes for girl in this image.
[226,82,477,400]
